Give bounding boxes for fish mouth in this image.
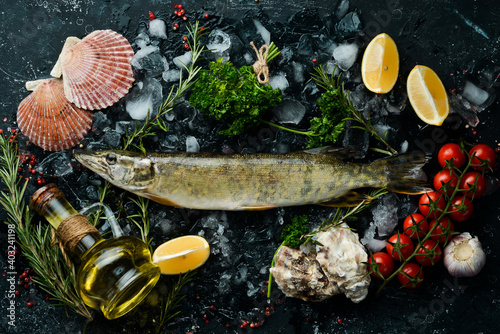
[73,149,113,178]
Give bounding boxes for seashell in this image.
[51,29,135,110]
[270,224,371,303]
[17,78,93,151]
[270,245,339,302]
[316,225,371,303]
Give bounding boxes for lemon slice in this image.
[152,235,210,275]
[407,65,449,126]
[361,33,399,94]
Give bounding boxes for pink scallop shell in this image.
[17,78,93,151]
[52,30,135,110]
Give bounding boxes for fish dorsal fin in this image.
[303,146,361,160]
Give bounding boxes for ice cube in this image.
[336,12,362,39]
[273,99,306,125]
[297,34,314,56]
[148,19,167,39]
[173,51,192,70]
[333,43,359,71]
[325,60,341,76]
[125,77,163,120]
[335,0,350,19]
[134,32,150,49]
[162,69,181,82]
[462,81,490,106]
[130,45,169,77]
[291,61,305,83]
[371,193,399,237]
[185,136,200,153]
[206,29,231,53]
[269,73,289,91]
[252,19,271,46]
[400,140,409,154]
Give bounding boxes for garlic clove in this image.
[443,232,486,278]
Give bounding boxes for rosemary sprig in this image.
[127,195,152,252]
[311,65,398,156]
[0,135,93,320]
[122,21,208,152]
[155,271,197,334]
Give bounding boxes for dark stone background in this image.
[1,0,499,333]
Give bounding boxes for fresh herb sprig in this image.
[311,65,398,155]
[0,134,93,320]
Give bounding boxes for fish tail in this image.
[374,152,431,194]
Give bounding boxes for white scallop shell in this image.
[17,78,93,151]
[51,30,135,110]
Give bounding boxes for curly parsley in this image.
[189,58,282,136]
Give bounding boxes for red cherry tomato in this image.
[398,263,424,289]
[428,217,455,243]
[386,233,414,261]
[403,213,428,239]
[448,196,474,222]
[415,240,442,266]
[438,143,466,168]
[433,169,459,195]
[368,252,394,279]
[418,191,446,219]
[459,172,487,198]
[469,144,497,172]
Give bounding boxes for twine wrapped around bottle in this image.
[250,41,270,85]
[56,214,100,254]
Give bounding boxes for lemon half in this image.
[152,235,210,275]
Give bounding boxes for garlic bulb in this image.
[443,232,486,277]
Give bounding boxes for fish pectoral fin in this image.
[236,204,278,211]
[145,193,182,207]
[319,191,373,207]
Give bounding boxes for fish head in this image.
[74,150,156,191]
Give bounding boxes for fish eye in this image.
[106,153,117,165]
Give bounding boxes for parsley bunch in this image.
[189,58,282,136]
[280,215,310,249]
[306,87,350,148]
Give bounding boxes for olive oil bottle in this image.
[30,184,160,319]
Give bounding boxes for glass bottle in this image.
[30,184,160,320]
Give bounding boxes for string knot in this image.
[250,41,270,85]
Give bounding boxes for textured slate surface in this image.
[1,1,499,333]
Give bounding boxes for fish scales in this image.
[74,149,430,210]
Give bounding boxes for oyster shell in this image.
[17,78,93,151]
[316,224,371,303]
[270,245,339,302]
[270,223,370,303]
[51,29,135,110]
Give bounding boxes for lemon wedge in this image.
[361,33,399,94]
[152,235,210,275]
[407,65,449,126]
